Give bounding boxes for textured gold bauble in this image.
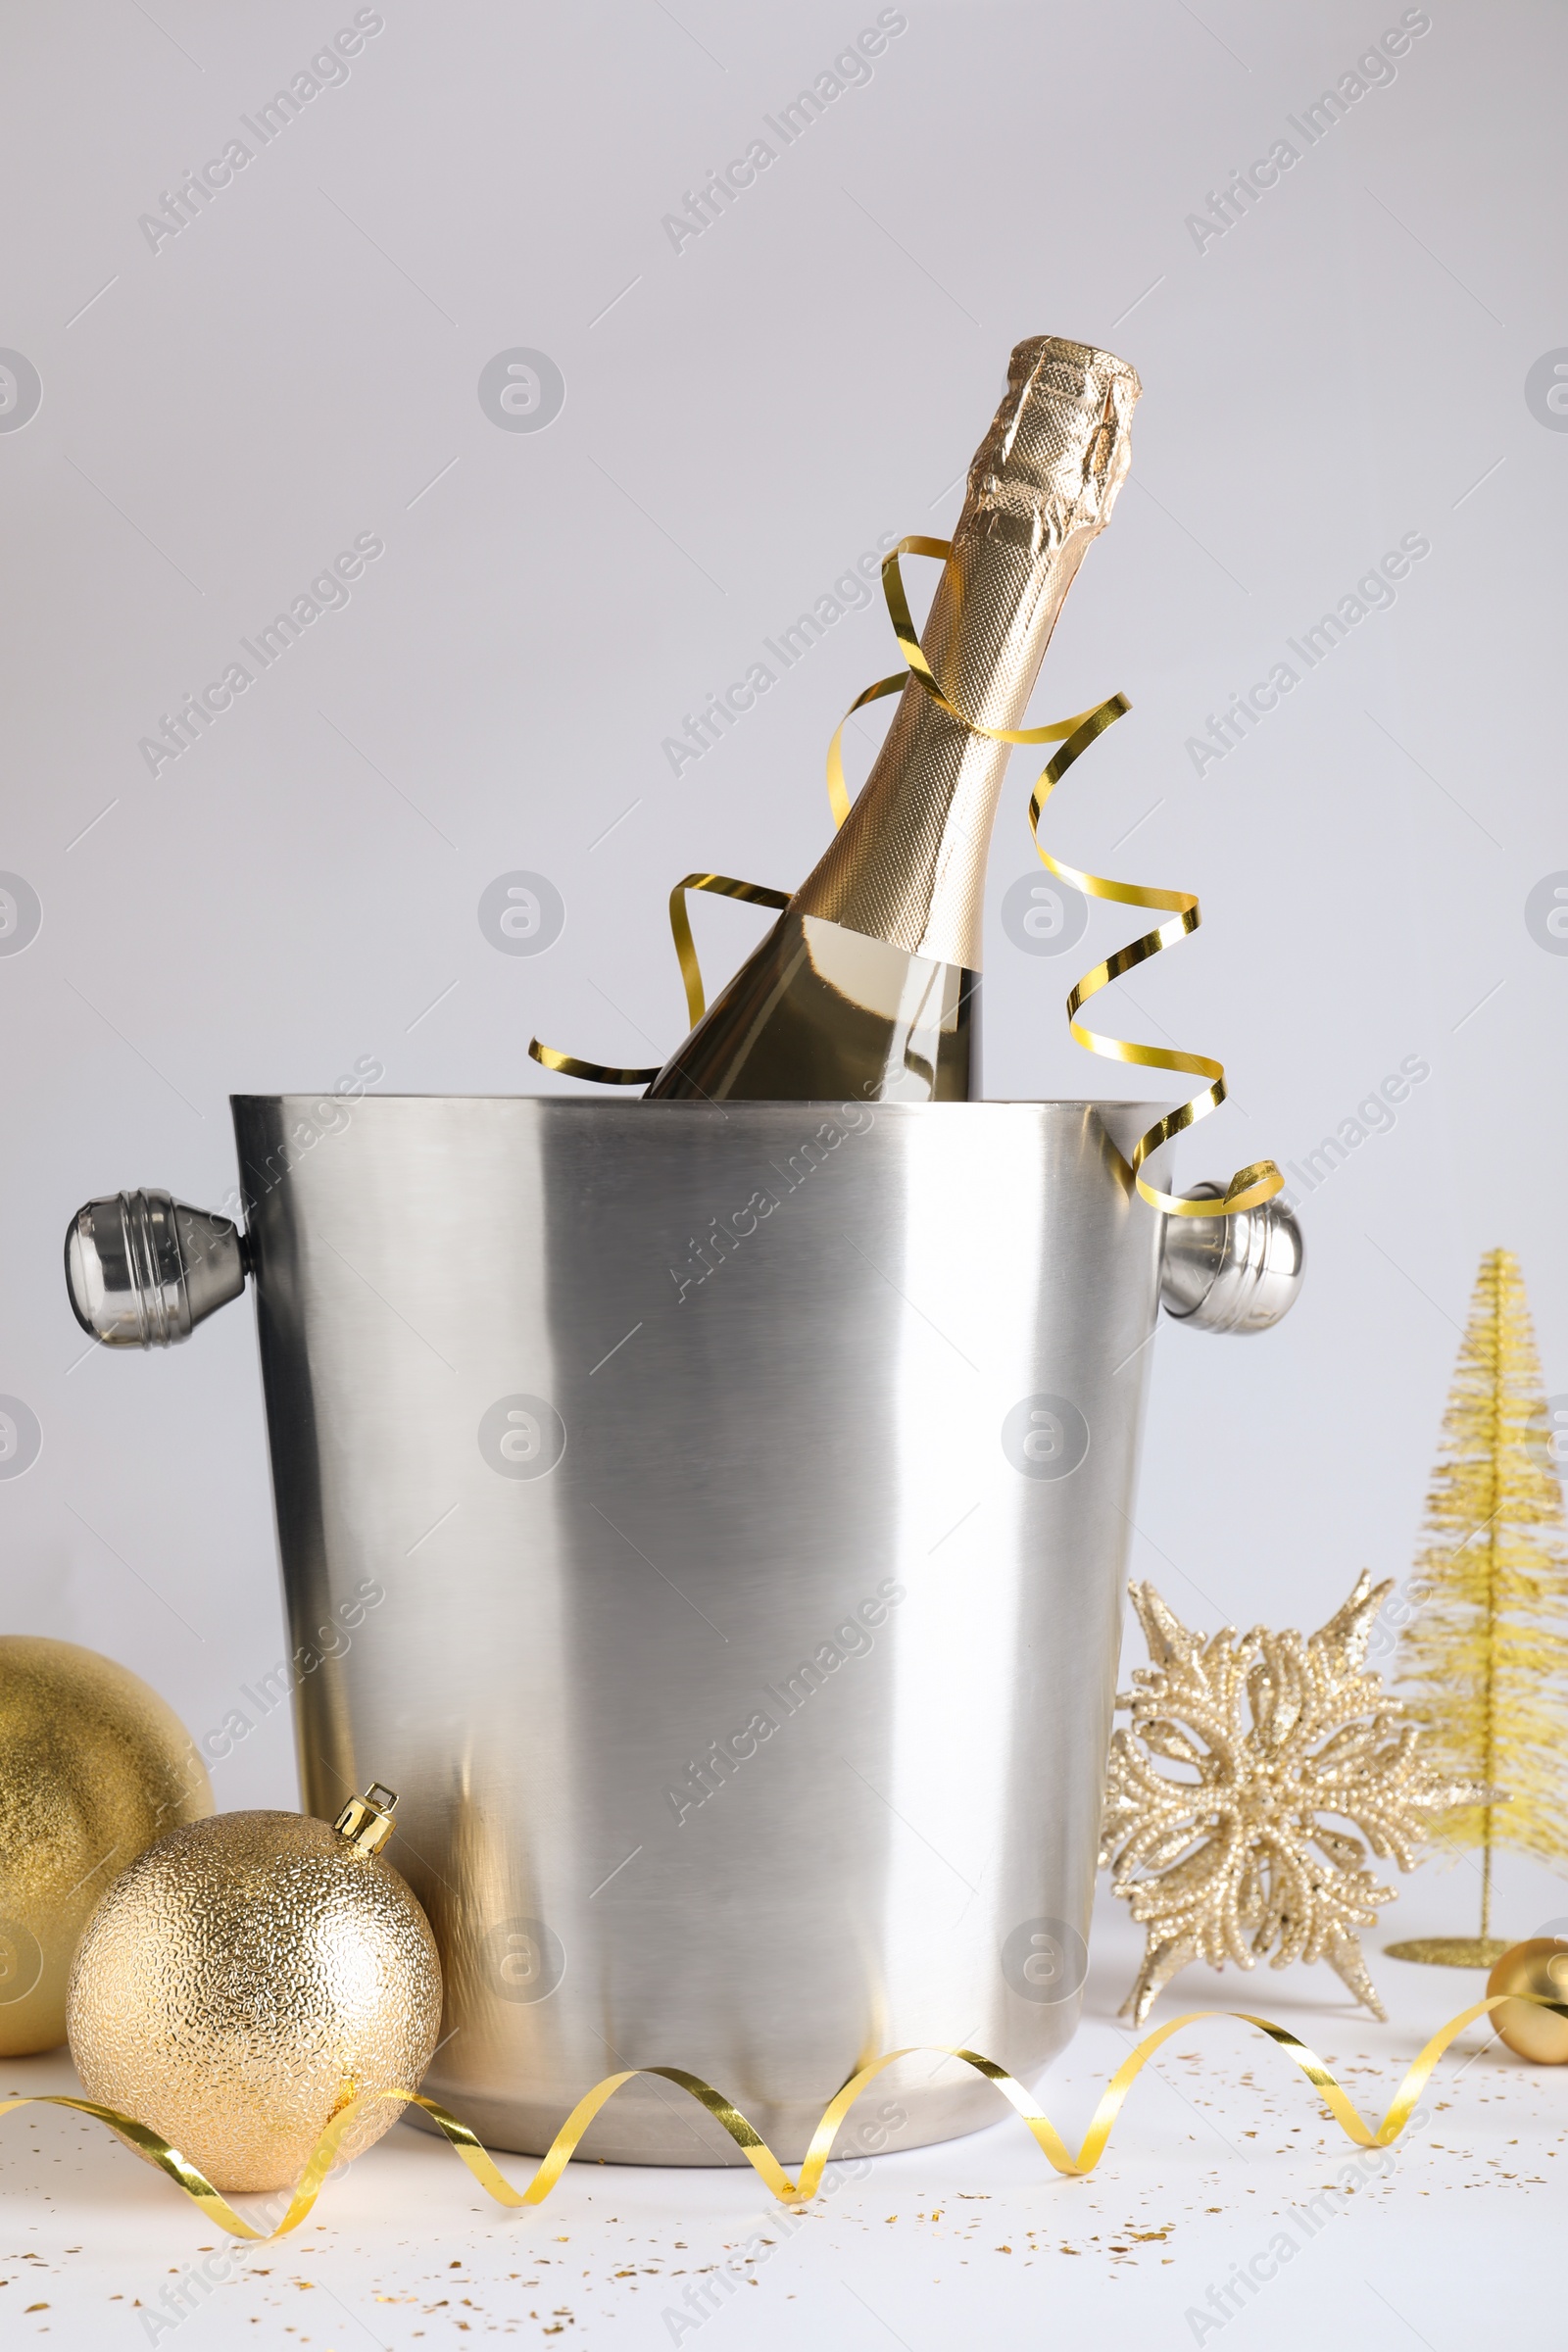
[67,1804,443,2191]
[0,1636,212,2056]
[1484,1939,1568,2063]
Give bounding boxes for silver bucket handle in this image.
[65,1189,247,1348]
[63,1177,1301,1348]
[1158,1182,1304,1336]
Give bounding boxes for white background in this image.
[2,0,1565,2343]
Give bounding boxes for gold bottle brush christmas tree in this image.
[647,335,1140,1101]
[1387,1248,1568,1967]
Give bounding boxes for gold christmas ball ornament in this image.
[1486,1938,1568,2064]
[0,1636,213,2055]
[67,1785,443,2192]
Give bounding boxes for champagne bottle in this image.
[647,334,1140,1102]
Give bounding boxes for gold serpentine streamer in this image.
[823,533,1121,827]
[530,532,1284,1221]
[528,874,790,1088]
[1022,696,1280,1218]
[3,1996,1556,2241]
[832,537,1281,1219]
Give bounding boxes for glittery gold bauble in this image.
[1485,1938,1568,2064]
[67,1792,443,2191]
[0,1636,212,2056]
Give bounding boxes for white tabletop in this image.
[4,1878,1562,2352]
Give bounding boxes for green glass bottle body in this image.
[647,909,976,1103]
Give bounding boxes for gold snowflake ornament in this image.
[1101,1574,1494,2023]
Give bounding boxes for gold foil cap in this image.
[333,1782,398,1858]
[959,336,1140,574]
[791,335,1140,970]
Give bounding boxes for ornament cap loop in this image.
[333,1783,398,1858]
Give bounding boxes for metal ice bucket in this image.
[65,1095,1300,2162]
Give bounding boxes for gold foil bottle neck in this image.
[333,1782,398,1858]
[791,335,1140,972]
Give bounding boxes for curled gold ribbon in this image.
[532,530,1286,1224]
[4,1996,1553,2242]
[1024,706,1281,1219]
[666,874,792,1032]
[830,538,1282,1219]
[824,534,1119,830]
[527,1042,660,1087]
[528,874,789,1088]
[530,529,1135,1083]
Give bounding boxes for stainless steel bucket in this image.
[65,1095,1301,2163]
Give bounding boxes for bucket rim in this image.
[229,1093,1181,1114]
